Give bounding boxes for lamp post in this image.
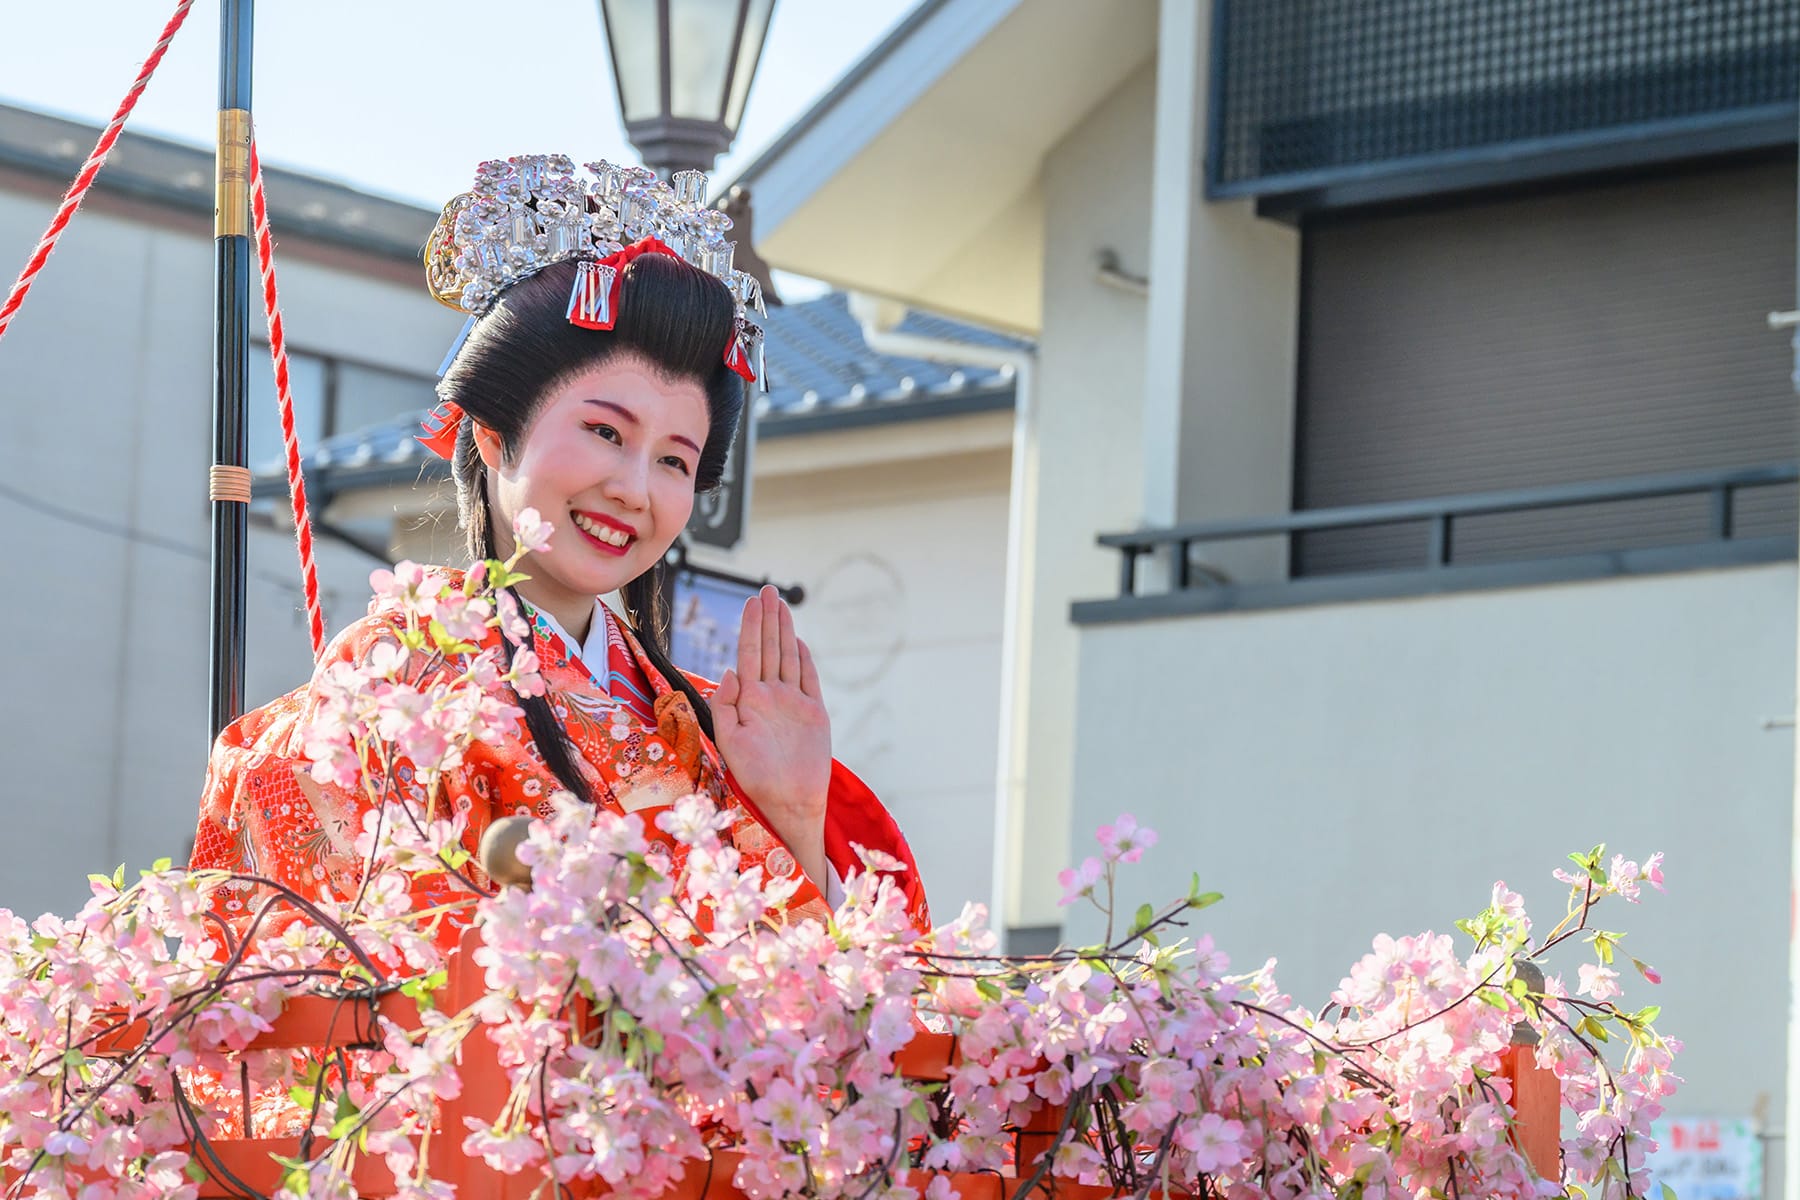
[598,0,777,176]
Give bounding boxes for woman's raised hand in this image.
[709,586,832,888]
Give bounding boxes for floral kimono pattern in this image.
[190,576,930,947]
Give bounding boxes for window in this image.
[248,348,439,470]
[247,350,326,471]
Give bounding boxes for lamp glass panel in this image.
[723,0,774,130]
[668,0,740,120]
[602,0,665,122]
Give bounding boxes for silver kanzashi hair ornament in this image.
[423,154,767,386]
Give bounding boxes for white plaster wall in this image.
[1069,564,1796,1124]
[0,181,462,917]
[1011,66,1156,929]
[690,444,1012,921]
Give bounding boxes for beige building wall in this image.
[1070,563,1796,1123]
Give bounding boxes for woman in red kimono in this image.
[190,158,928,942]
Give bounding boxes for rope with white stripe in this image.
[249,138,328,658]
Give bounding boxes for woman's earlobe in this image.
[472,421,505,470]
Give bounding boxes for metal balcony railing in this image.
[1089,462,1798,613]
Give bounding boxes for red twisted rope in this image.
[0,0,195,344]
[249,140,328,658]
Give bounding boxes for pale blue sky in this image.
[0,0,916,208]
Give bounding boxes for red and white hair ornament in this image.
[418,155,770,458]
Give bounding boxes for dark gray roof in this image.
[250,288,1027,500]
[0,103,437,260]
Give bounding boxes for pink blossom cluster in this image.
[304,510,553,795]
[0,530,1679,1200]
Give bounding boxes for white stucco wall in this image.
[1069,563,1796,1124]
[1010,65,1157,933]
[0,179,462,917]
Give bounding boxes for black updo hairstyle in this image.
[438,253,744,801]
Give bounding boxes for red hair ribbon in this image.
[584,236,758,382]
[723,327,757,383]
[567,236,680,331]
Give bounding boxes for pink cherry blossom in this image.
[510,649,546,698]
[495,589,532,645]
[1578,962,1622,1002]
[1095,813,1157,864]
[1183,1112,1248,1174]
[512,507,555,553]
[1056,856,1104,907]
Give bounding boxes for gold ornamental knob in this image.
[479,816,536,890]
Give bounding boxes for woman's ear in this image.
[471,420,505,471]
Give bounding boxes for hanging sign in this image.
[686,405,753,551]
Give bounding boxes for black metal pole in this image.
[208,0,253,739]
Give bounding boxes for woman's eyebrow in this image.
[584,398,638,425]
[585,398,701,456]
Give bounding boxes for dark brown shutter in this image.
[1295,157,1798,575]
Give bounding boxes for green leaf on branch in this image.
[399,969,448,1011]
[328,1092,362,1139]
[1129,903,1155,938]
[975,978,1004,1002]
[185,1160,209,1184]
[1190,891,1224,911]
[1578,1015,1610,1043]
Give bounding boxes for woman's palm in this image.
[710,588,831,850]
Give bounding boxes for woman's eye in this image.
[661,455,692,475]
[587,423,621,444]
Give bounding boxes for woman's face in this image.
[479,354,709,629]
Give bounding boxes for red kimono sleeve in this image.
[822,761,931,931]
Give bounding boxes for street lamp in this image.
[599,0,777,175]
